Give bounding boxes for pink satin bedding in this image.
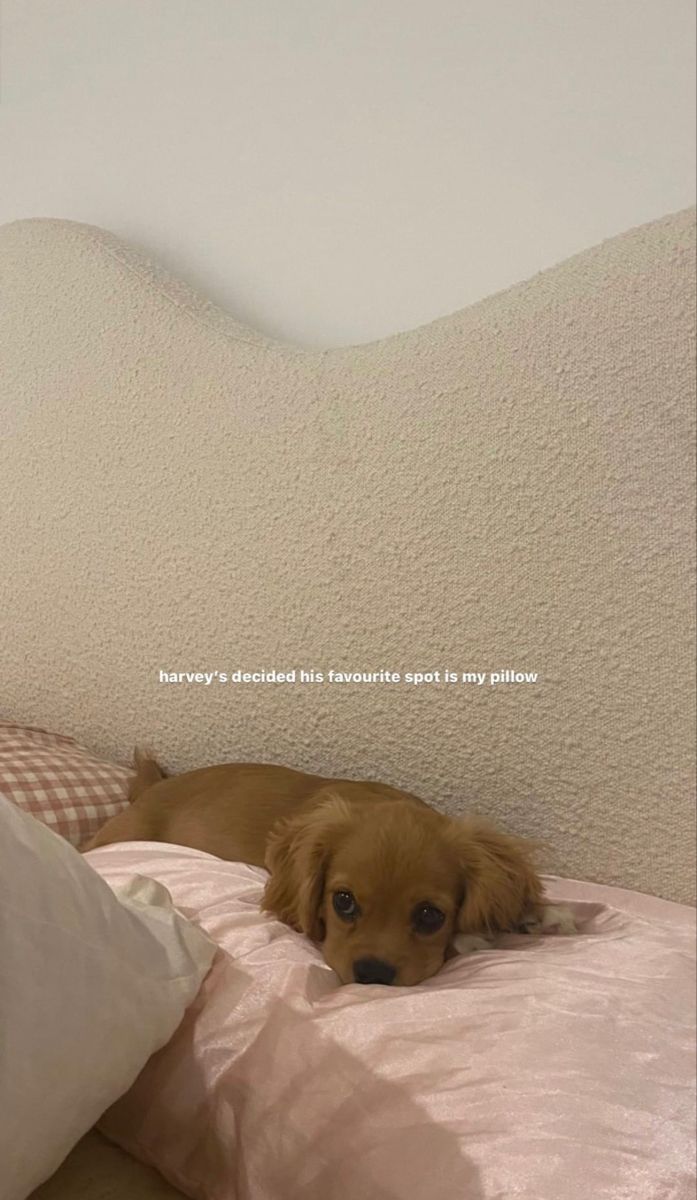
[86,843,696,1200]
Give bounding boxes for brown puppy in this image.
[86,751,545,986]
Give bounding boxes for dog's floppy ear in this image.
[446,817,544,934]
[262,794,352,941]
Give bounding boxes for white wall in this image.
[1,0,694,348]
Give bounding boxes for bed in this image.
[0,207,694,1199]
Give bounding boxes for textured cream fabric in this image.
[0,211,694,903]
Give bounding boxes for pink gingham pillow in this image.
[0,721,130,846]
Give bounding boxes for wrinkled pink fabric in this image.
[86,843,696,1200]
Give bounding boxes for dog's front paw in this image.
[518,904,577,936]
[539,904,577,935]
[453,933,494,955]
[518,914,543,934]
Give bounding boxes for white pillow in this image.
[0,793,216,1200]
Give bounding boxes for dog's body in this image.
[86,751,547,986]
[87,755,427,867]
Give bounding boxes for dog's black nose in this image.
[353,957,397,985]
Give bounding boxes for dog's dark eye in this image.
[333,890,360,921]
[412,903,446,934]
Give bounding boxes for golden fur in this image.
[85,750,544,986]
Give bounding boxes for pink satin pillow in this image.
[87,842,697,1200]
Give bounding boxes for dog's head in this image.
[262,792,542,986]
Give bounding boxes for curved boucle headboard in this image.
[1,210,695,903]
